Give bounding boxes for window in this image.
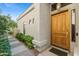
[29,20,31,24]
[51,3,71,11]
[61,3,71,7]
[23,23,25,34]
[32,18,34,24]
[51,3,57,11]
[29,18,35,24]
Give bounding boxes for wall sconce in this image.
[57,3,61,10]
[71,9,76,24]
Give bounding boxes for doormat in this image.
[49,47,67,56]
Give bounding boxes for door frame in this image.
[50,9,71,52]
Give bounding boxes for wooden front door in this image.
[51,10,70,50]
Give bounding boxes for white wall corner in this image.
[32,39,50,52]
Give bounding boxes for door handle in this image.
[76,32,78,36]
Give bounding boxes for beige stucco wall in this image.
[36,4,51,51]
[74,4,79,56]
[17,3,50,52]
[32,4,51,52]
[17,4,40,40]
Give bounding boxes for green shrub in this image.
[0,34,11,56]
[24,35,33,49]
[15,33,25,42]
[0,15,11,56]
[16,33,33,49]
[15,33,21,40]
[26,43,33,49]
[25,35,33,43]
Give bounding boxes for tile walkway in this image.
[8,35,69,56]
[8,35,38,56]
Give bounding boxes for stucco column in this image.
[33,4,51,52]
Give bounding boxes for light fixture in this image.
[71,9,76,24]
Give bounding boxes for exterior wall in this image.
[17,3,50,52]
[74,4,79,56]
[33,4,50,52]
[17,4,40,41]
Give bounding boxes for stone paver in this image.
[8,35,35,56]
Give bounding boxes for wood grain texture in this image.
[51,10,70,50]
